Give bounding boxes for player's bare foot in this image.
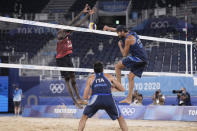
[119,98,131,104]
[74,101,83,109]
[77,99,88,105]
[75,103,83,109]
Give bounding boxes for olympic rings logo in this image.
[121,107,135,116]
[151,21,169,29]
[49,83,65,94]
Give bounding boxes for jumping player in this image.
[56,4,95,108]
[103,25,148,104]
[78,62,128,131]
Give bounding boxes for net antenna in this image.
[0,16,193,77]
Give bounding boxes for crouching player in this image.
[78,62,128,131]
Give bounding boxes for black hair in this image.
[94,61,103,73]
[116,25,128,32]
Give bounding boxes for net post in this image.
[186,43,188,75]
[191,43,193,75]
[185,3,188,75]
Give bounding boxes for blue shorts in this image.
[122,56,147,77]
[83,94,121,120]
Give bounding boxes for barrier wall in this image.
[22,105,197,121]
[21,76,197,106]
[21,75,197,121]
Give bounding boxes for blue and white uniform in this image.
[83,73,121,120]
[13,89,22,102]
[13,88,22,107]
[122,32,148,77]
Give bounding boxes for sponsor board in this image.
[23,105,197,121]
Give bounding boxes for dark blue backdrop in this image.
[0,76,8,112]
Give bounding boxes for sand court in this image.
[0,116,197,131]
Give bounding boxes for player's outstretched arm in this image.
[103,25,116,32]
[68,4,90,26]
[74,7,96,27]
[57,5,89,36]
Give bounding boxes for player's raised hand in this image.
[83,4,90,13]
[103,25,109,31]
[89,7,96,15]
[103,25,117,32]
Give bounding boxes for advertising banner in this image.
[0,76,8,112]
[99,1,129,12]
[122,76,195,96]
[22,105,197,121]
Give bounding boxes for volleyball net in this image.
[0,16,194,78]
[1,16,197,109]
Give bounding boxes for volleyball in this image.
[88,22,97,30]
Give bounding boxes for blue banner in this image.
[181,106,197,121]
[0,76,8,112]
[122,76,195,96]
[132,17,193,31]
[99,1,129,12]
[119,105,146,119]
[21,76,196,106]
[39,79,86,97]
[22,105,197,121]
[144,106,183,121]
[23,105,82,118]
[22,79,86,106]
